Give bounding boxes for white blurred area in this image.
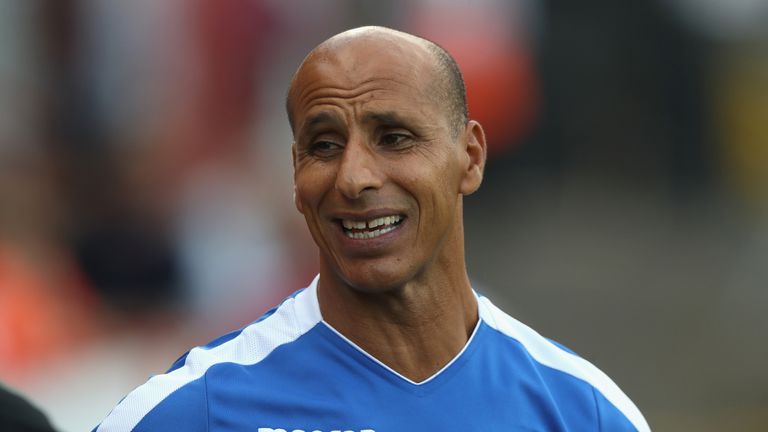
[0,1,767,431]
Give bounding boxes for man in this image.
[95,26,650,431]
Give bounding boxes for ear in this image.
[459,120,487,195]
[291,143,304,214]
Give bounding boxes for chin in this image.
[338,263,417,295]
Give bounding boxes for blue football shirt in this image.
[95,276,650,432]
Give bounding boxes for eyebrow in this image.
[362,111,410,128]
[298,110,416,139]
[299,112,344,137]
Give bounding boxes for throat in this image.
[320,292,479,383]
[326,316,479,384]
[315,265,479,383]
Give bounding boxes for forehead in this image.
[289,36,440,128]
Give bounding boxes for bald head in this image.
[286,26,468,138]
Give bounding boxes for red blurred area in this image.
[410,4,539,156]
[0,245,99,384]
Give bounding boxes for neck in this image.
[317,225,477,382]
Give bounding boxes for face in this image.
[289,34,485,292]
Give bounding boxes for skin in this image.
[288,27,487,382]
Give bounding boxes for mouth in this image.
[339,214,405,239]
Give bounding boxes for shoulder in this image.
[94,282,323,432]
[476,294,650,432]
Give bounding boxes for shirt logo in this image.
[257,429,375,432]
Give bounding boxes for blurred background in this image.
[0,0,766,430]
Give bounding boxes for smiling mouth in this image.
[340,215,404,239]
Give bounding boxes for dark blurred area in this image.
[0,0,766,430]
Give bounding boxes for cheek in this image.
[403,168,455,223]
[295,183,319,216]
[295,167,333,217]
[294,181,327,245]
[418,157,463,224]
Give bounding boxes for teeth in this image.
[345,225,398,239]
[341,215,402,239]
[342,220,367,229]
[368,216,385,228]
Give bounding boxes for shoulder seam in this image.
[592,386,602,432]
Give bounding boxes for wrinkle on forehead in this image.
[295,79,442,137]
[296,76,421,116]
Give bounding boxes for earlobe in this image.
[459,120,487,195]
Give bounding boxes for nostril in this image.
[335,168,380,199]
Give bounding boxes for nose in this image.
[335,137,383,199]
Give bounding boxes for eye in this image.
[308,140,343,158]
[380,132,411,149]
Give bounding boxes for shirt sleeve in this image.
[95,376,208,432]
